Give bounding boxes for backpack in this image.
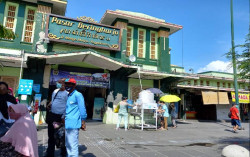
[228,111,232,118]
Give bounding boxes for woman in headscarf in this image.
[0,82,17,137]
[0,104,38,157]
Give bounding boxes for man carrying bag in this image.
[45,78,68,157]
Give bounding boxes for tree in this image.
[0,0,15,39]
[0,24,15,39]
[225,33,250,79]
[237,33,250,79]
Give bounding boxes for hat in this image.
[65,78,76,84]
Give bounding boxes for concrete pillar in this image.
[113,20,128,62]
[158,28,170,72]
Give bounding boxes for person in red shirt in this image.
[230,103,241,133]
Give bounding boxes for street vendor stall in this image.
[133,90,158,130]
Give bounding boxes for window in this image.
[200,80,203,86]
[150,31,158,59]
[22,6,36,43]
[223,82,225,88]
[217,82,220,87]
[206,81,210,86]
[194,80,197,86]
[126,27,133,56]
[228,83,231,88]
[3,2,19,34]
[137,29,146,58]
[187,80,191,85]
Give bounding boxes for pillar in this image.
[158,28,170,73]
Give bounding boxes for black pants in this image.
[46,122,66,157]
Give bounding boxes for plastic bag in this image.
[114,104,120,113]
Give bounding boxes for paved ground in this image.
[38,120,249,157]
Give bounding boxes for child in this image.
[158,101,169,130]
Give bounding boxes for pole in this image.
[230,0,240,108]
[137,65,142,91]
[19,50,24,83]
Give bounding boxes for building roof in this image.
[198,71,234,75]
[22,0,67,15]
[100,10,182,35]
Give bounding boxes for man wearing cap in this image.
[64,78,87,157]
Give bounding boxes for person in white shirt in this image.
[0,82,17,137]
[45,78,68,157]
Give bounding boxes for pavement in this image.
[37,120,249,157]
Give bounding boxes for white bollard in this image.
[222,145,249,157]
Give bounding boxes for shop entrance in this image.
[186,92,217,120]
[48,86,106,119]
[48,65,109,120]
[76,86,106,119]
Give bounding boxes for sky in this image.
[65,0,249,73]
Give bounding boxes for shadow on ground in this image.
[39,143,96,157]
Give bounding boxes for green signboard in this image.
[46,14,121,51]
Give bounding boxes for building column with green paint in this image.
[158,28,170,73]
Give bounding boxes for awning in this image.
[202,91,229,105]
[128,70,199,80]
[0,55,27,68]
[26,51,136,71]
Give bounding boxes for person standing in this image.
[45,78,68,157]
[230,103,241,133]
[170,103,177,128]
[160,101,169,130]
[0,82,17,137]
[64,78,87,157]
[116,97,134,131]
[157,101,164,130]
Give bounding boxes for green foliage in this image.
[0,24,16,39]
[226,33,250,79]
[237,33,250,79]
[0,0,15,39]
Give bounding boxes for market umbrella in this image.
[160,95,181,103]
[146,88,163,94]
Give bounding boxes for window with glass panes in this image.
[194,80,197,86]
[223,82,225,88]
[23,7,36,43]
[126,27,133,56]
[228,83,231,88]
[3,2,18,33]
[200,80,203,86]
[138,29,145,58]
[217,82,220,87]
[206,81,210,86]
[150,32,157,59]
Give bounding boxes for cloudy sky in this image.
[66,0,248,73]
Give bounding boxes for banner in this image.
[231,92,250,104]
[46,15,120,51]
[50,70,110,88]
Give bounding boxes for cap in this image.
[65,78,77,84]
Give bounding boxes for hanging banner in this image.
[231,92,250,104]
[46,14,121,51]
[49,70,110,88]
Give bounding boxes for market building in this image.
[175,71,250,121]
[0,0,249,124]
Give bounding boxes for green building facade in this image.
[0,0,249,123]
